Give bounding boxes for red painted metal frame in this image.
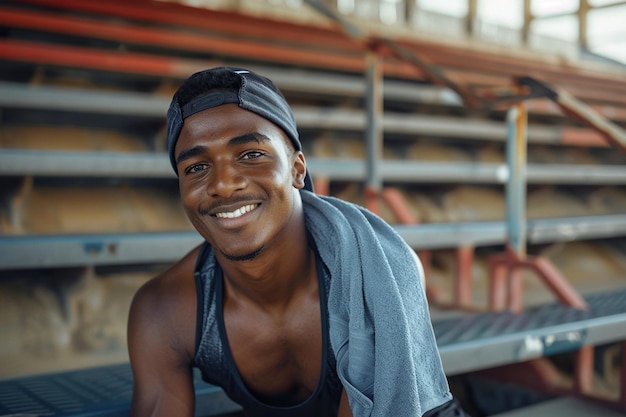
[575,346,595,395]
[476,73,626,407]
[3,1,624,402]
[0,39,213,78]
[485,244,598,405]
[7,1,626,110]
[380,188,416,225]
[487,247,588,313]
[363,189,410,223]
[11,0,360,53]
[514,77,626,152]
[3,1,619,310]
[362,186,477,309]
[393,38,626,96]
[20,0,617,90]
[0,6,366,74]
[17,0,626,87]
[312,177,330,197]
[454,245,474,308]
[0,39,613,150]
[310,176,462,306]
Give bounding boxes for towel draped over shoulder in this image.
[302,190,452,417]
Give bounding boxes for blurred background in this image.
[1,0,625,415]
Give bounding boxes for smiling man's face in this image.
[175,103,306,262]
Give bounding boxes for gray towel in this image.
[302,190,452,416]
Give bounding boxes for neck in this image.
[218,197,315,308]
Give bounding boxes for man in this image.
[128,67,466,416]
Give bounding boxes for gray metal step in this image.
[0,82,569,143]
[0,364,240,417]
[2,214,626,269]
[2,149,625,185]
[1,289,625,416]
[437,288,626,375]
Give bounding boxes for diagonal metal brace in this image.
[516,76,626,152]
[305,0,626,154]
[303,0,480,107]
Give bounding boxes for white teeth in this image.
[215,204,257,219]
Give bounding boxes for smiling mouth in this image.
[214,204,259,219]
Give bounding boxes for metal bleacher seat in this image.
[2,214,626,269]
[2,288,626,416]
[0,364,241,417]
[1,1,626,416]
[435,288,626,375]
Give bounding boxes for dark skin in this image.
[128,104,352,416]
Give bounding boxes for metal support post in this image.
[488,256,508,311]
[313,177,330,196]
[381,187,417,224]
[455,245,474,308]
[575,345,594,395]
[505,103,527,312]
[506,102,528,257]
[365,51,383,192]
[364,51,383,213]
[488,105,586,308]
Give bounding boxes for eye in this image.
[184,163,208,175]
[240,150,265,160]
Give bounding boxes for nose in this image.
[206,160,246,198]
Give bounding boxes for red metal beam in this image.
[13,0,361,54]
[526,255,587,309]
[0,39,211,78]
[488,254,509,311]
[454,245,474,308]
[393,42,626,107]
[0,37,367,77]
[0,4,434,80]
[518,77,626,152]
[0,40,617,149]
[561,128,610,147]
[312,177,330,197]
[503,98,626,123]
[5,4,626,111]
[396,38,626,95]
[0,6,366,74]
[381,187,417,225]
[488,249,588,312]
[575,346,595,395]
[12,0,626,105]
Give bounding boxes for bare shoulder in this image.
[128,245,202,365]
[128,245,202,416]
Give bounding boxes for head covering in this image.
[167,67,313,191]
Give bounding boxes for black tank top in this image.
[193,242,342,417]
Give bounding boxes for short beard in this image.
[220,245,264,262]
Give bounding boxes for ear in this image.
[291,151,307,189]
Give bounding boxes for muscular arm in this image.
[128,252,199,417]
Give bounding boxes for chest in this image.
[223,292,324,404]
